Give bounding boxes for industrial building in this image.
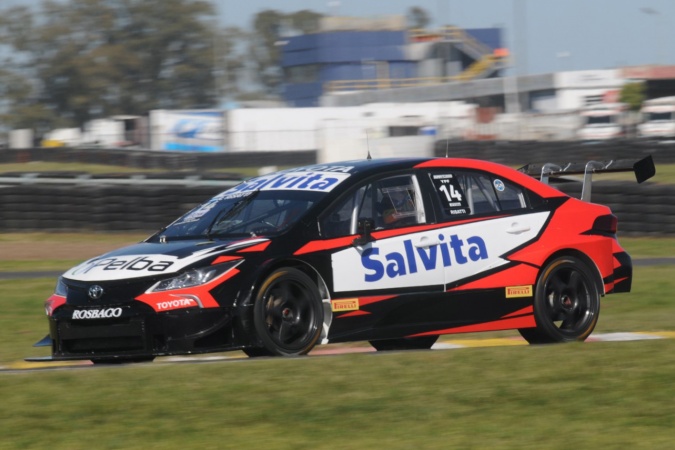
[280,16,507,107]
[279,16,675,117]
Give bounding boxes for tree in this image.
[215,26,249,102]
[619,82,646,111]
[407,6,430,29]
[249,9,322,95]
[288,10,322,34]
[0,0,222,133]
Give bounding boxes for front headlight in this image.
[148,261,240,292]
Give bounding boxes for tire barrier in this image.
[554,182,675,236]
[433,139,675,165]
[0,181,673,235]
[1,140,674,235]
[0,184,225,233]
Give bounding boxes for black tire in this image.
[91,356,155,365]
[369,336,438,351]
[519,256,600,344]
[252,268,323,356]
[242,347,274,357]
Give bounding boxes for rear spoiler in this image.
[518,155,655,202]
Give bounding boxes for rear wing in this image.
[518,155,655,202]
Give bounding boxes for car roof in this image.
[295,157,566,199]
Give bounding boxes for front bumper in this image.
[48,303,239,360]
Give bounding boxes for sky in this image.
[4,0,675,76]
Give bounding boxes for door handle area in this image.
[506,223,531,234]
[414,236,440,248]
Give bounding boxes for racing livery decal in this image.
[505,285,534,298]
[331,299,360,312]
[223,170,351,197]
[63,240,265,281]
[331,212,550,292]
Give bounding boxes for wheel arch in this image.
[538,249,605,296]
[237,258,332,345]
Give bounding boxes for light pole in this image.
[640,7,665,65]
[556,51,571,72]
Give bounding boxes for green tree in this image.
[288,10,322,34]
[249,9,322,95]
[407,6,430,29]
[215,26,250,102]
[0,0,223,133]
[619,82,646,111]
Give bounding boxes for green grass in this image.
[1,234,675,449]
[1,341,675,449]
[619,236,675,258]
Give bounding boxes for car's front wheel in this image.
[519,256,600,344]
[252,268,323,356]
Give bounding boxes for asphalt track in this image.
[4,331,674,373]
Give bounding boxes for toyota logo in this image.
[88,285,104,300]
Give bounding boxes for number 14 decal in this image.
[439,183,463,202]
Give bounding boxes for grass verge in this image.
[1,235,674,449]
[1,340,675,449]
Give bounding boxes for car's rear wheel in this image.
[369,336,438,351]
[519,256,600,344]
[252,268,323,356]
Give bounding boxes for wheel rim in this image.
[261,278,318,351]
[542,265,596,337]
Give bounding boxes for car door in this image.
[417,168,550,331]
[322,173,446,295]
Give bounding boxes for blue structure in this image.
[281,31,415,107]
[280,26,505,107]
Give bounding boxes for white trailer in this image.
[637,96,675,138]
[577,103,627,141]
[147,102,476,156]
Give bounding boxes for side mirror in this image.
[352,218,375,246]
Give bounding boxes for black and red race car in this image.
[33,156,655,362]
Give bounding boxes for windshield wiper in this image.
[205,190,260,240]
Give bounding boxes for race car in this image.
[32,156,655,362]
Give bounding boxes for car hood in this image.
[62,237,269,282]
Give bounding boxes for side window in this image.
[320,185,369,238]
[320,174,424,238]
[430,171,530,220]
[492,178,527,211]
[467,173,500,214]
[373,175,424,230]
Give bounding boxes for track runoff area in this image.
[5,331,675,372]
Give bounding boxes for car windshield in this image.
[645,111,672,121]
[151,189,322,241]
[586,115,614,125]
